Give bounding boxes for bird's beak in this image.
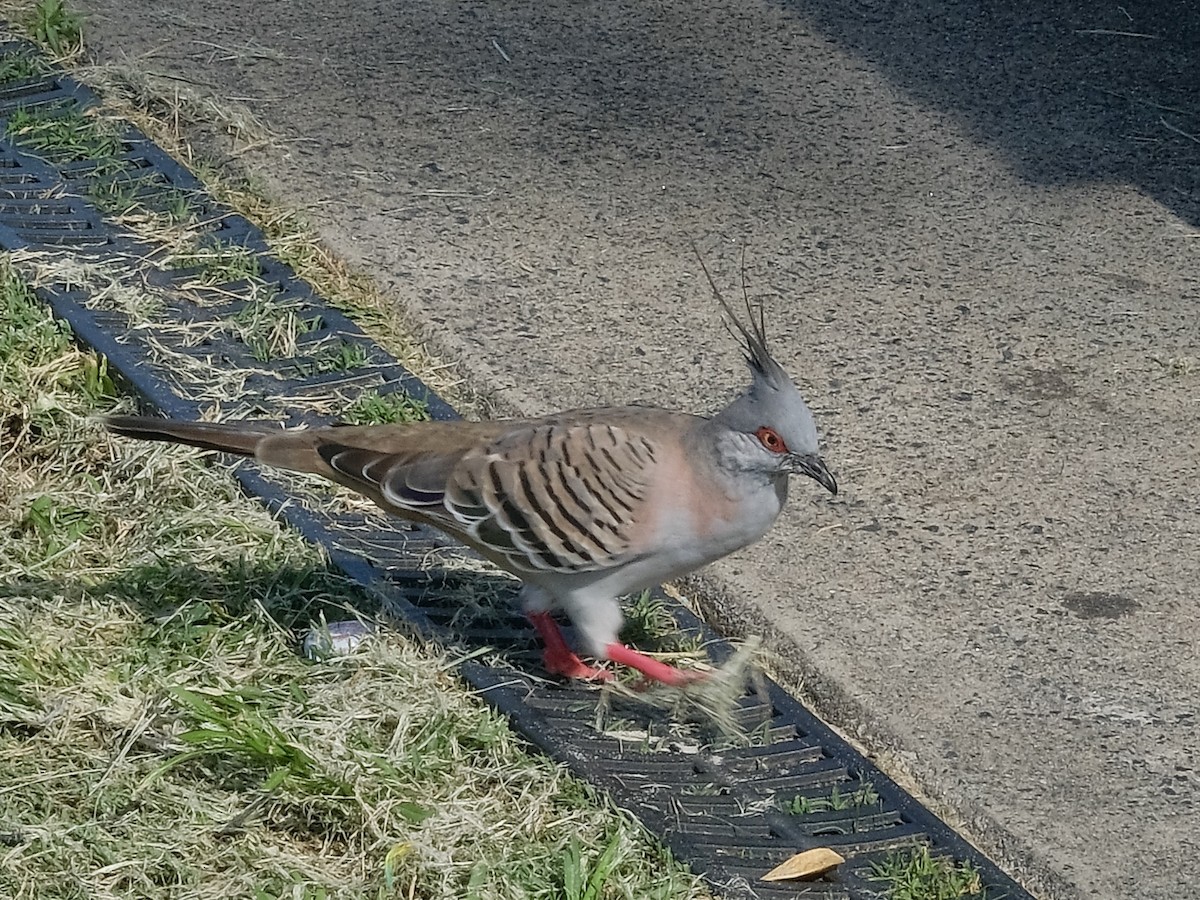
[791,454,838,495]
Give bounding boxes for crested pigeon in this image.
[104,273,836,686]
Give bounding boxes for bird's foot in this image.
[527,611,614,682]
[542,645,614,681]
[526,613,701,685]
[604,643,706,688]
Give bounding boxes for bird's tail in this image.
[103,415,279,457]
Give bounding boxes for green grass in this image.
[89,174,199,224]
[0,258,709,900]
[169,241,263,284]
[341,389,430,425]
[228,299,321,363]
[22,0,82,59]
[303,339,371,374]
[6,105,122,163]
[176,283,367,375]
[619,590,700,656]
[1,256,69,368]
[0,50,47,83]
[786,779,881,815]
[87,172,143,215]
[152,187,200,224]
[870,845,989,900]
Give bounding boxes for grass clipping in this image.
[597,637,769,746]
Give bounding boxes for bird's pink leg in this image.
[604,643,706,688]
[527,612,613,681]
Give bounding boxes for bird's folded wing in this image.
[313,421,659,575]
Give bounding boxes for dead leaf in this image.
[760,847,845,882]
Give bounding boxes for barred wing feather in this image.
[317,422,659,576]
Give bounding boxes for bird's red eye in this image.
[755,426,789,454]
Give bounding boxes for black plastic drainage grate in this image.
[0,39,1034,900]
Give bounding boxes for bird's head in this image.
[698,249,838,496]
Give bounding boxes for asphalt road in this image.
[76,1,1200,896]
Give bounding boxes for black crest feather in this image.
[692,243,788,388]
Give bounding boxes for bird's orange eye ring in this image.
[755,426,789,454]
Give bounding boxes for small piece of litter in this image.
[303,619,375,659]
[760,847,845,882]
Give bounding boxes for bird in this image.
[104,263,837,687]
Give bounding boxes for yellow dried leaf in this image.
[760,847,845,882]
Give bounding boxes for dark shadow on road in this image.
[778,0,1200,225]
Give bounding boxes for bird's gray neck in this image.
[691,417,784,491]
